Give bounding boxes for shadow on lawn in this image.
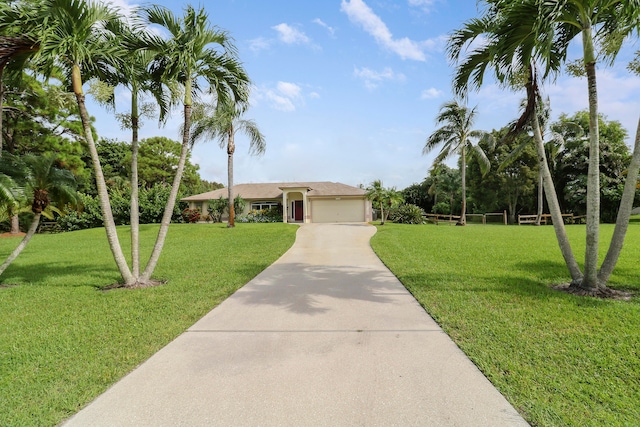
[398,260,629,307]
[0,261,121,288]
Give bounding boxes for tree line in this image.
[404,110,635,225]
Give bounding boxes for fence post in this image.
[503,210,507,225]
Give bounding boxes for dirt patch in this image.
[0,232,26,238]
[101,279,167,291]
[552,283,634,300]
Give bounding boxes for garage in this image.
[310,198,366,223]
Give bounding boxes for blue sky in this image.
[92,0,640,190]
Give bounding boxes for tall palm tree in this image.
[448,0,582,282]
[30,0,134,284]
[107,16,174,278]
[191,98,265,227]
[0,153,76,277]
[449,0,640,291]
[423,101,490,225]
[141,5,250,280]
[536,0,640,290]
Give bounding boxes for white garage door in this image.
[311,199,365,223]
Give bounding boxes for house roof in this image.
[181,182,366,202]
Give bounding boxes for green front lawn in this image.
[371,223,640,427]
[0,223,297,426]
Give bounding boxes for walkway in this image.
[63,223,528,426]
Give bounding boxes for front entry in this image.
[294,200,303,222]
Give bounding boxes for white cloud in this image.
[249,37,272,52]
[354,66,406,89]
[253,81,306,112]
[340,0,428,61]
[272,23,310,45]
[421,88,443,99]
[408,0,436,12]
[313,18,336,36]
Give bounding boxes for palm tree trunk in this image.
[532,112,583,282]
[72,65,133,284]
[459,147,466,225]
[130,88,140,277]
[0,213,40,277]
[141,103,192,281]
[380,202,385,225]
[598,117,640,284]
[582,28,601,290]
[227,131,235,228]
[535,172,543,226]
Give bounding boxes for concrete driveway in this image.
[63,223,528,426]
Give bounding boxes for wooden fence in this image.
[517,213,585,225]
[425,211,507,225]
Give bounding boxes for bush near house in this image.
[388,204,426,224]
[181,208,202,223]
[237,207,282,223]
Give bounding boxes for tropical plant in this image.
[423,101,491,225]
[448,0,640,294]
[0,153,76,277]
[27,0,137,284]
[140,4,250,281]
[388,204,426,225]
[191,97,265,227]
[535,0,640,291]
[365,180,404,225]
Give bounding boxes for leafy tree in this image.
[423,101,491,225]
[140,4,250,282]
[401,180,431,213]
[128,137,202,190]
[191,98,265,227]
[0,153,76,277]
[552,112,631,223]
[468,128,537,223]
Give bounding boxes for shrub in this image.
[207,197,227,222]
[432,201,450,214]
[389,204,426,224]
[181,208,201,223]
[237,207,282,223]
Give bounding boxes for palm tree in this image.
[448,0,583,282]
[191,98,265,227]
[423,101,490,225]
[0,153,76,277]
[535,0,640,290]
[449,0,640,292]
[31,0,134,284]
[365,180,386,224]
[365,180,404,225]
[140,5,250,281]
[107,16,174,278]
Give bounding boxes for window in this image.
[251,201,280,211]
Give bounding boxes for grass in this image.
[370,223,640,427]
[0,223,297,427]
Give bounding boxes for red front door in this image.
[294,200,303,221]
